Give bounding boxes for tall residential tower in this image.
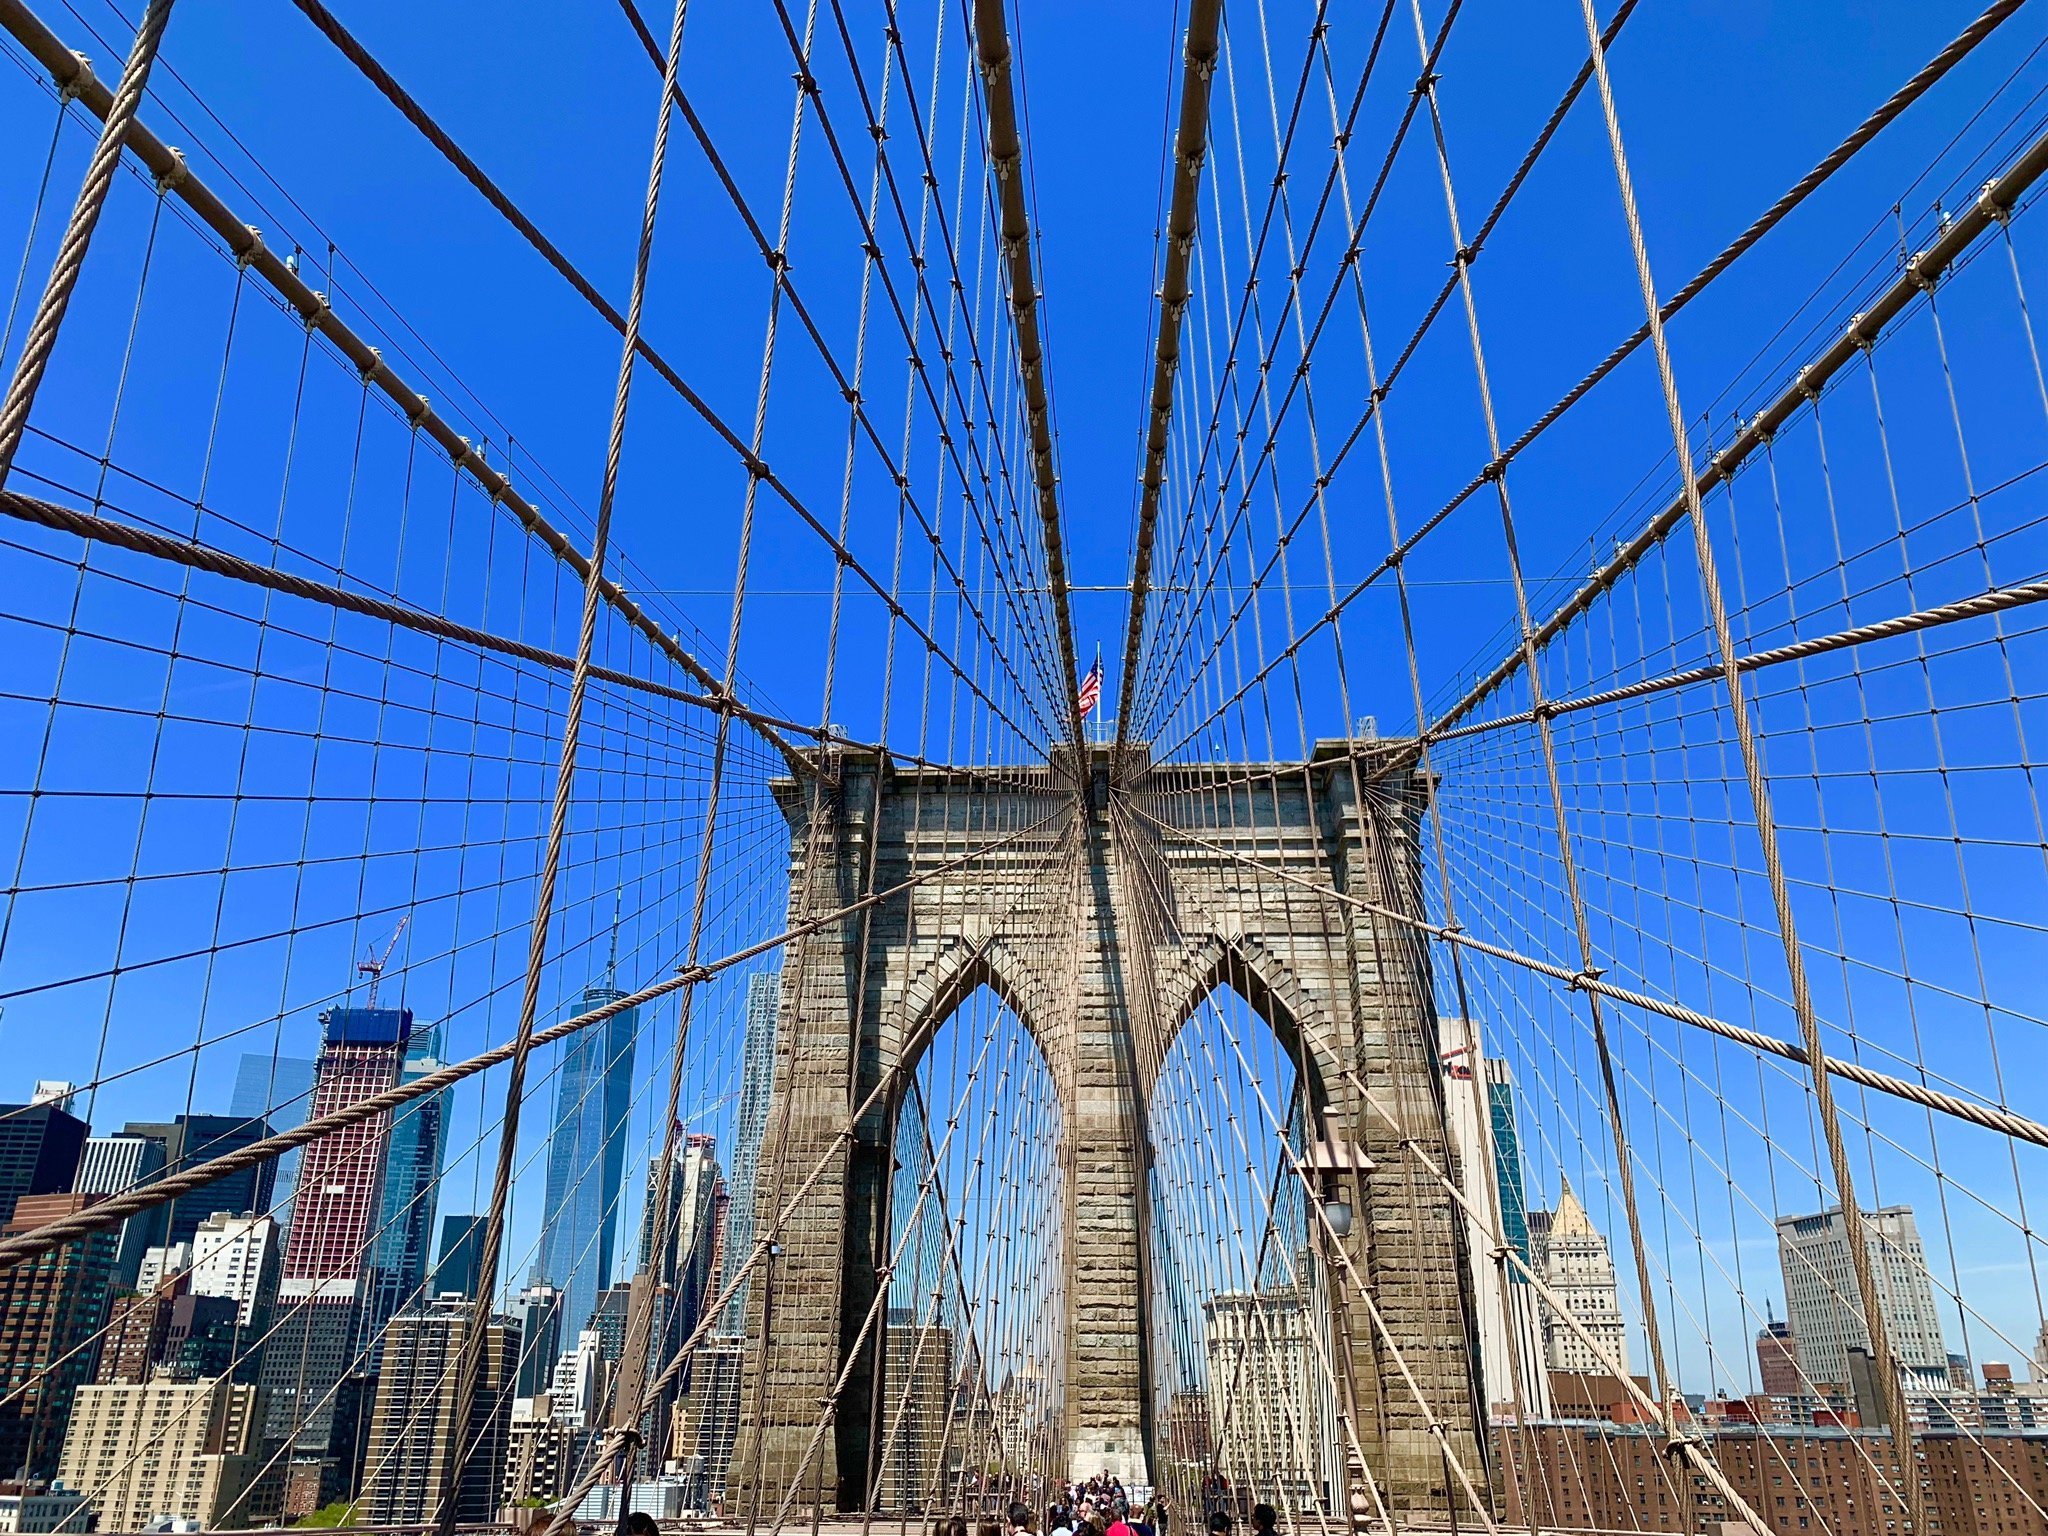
[260,1006,411,1456]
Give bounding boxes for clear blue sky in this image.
[13,0,2021,711]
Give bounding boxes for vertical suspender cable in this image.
[1396,7,1715,1524]
[435,0,694,1528]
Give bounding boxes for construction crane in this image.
[357,916,409,1009]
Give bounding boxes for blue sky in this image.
[0,0,2024,733]
[10,0,2022,711]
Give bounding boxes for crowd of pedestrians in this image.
[1040,1472,1175,1536]
[929,1477,1284,1536]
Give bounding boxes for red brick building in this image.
[1496,1421,2048,1535]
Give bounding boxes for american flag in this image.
[1077,655,1103,718]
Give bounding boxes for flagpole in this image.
[1076,645,1104,736]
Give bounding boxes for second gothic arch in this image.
[1147,931,1347,1124]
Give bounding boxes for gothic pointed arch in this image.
[1149,931,1344,1122]
[884,927,1064,1118]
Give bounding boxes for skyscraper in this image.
[1532,1180,1629,1375]
[0,1098,86,1226]
[673,1336,747,1507]
[1438,1018,1547,1416]
[632,1135,722,1473]
[137,1240,192,1297]
[1201,1291,1337,1511]
[99,1291,175,1385]
[261,1005,411,1454]
[230,1052,315,1232]
[719,970,780,1330]
[1757,1317,1804,1397]
[508,1282,565,1400]
[158,1293,246,1381]
[1775,1204,1949,1389]
[192,1212,282,1324]
[1488,1070,1531,1266]
[95,1281,246,1385]
[278,1010,411,1282]
[191,1211,281,1371]
[120,1114,277,1249]
[274,1374,374,1519]
[640,1135,722,1316]
[534,980,638,1341]
[502,1393,595,1507]
[880,1316,956,1516]
[359,1296,519,1526]
[591,1284,632,1366]
[360,1025,448,1359]
[0,1193,117,1480]
[432,1214,488,1299]
[678,982,770,1510]
[75,1131,168,1288]
[547,1328,610,1427]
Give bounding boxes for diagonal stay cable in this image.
[277,0,1055,755]
[613,0,1069,721]
[0,484,1044,792]
[1127,0,1378,731]
[874,0,1066,637]
[1576,0,1933,1499]
[1129,0,1451,731]
[1427,99,2048,744]
[1153,0,2028,760]
[0,0,174,476]
[972,0,1084,747]
[1133,0,1640,744]
[0,803,1069,1275]
[0,0,811,766]
[1121,796,2048,1151]
[1115,0,1223,754]
[433,4,694,1516]
[1415,567,2048,757]
[748,0,1071,711]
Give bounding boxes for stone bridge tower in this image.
[725,741,1483,1521]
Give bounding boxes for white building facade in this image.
[1775,1205,1948,1389]
[190,1213,280,1326]
[1201,1288,1341,1512]
[1438,1018,1550,1418]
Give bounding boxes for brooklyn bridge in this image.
[0,0,2044,1533]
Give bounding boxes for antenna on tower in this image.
[606,891,622,988]
[357,915,410,1009]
